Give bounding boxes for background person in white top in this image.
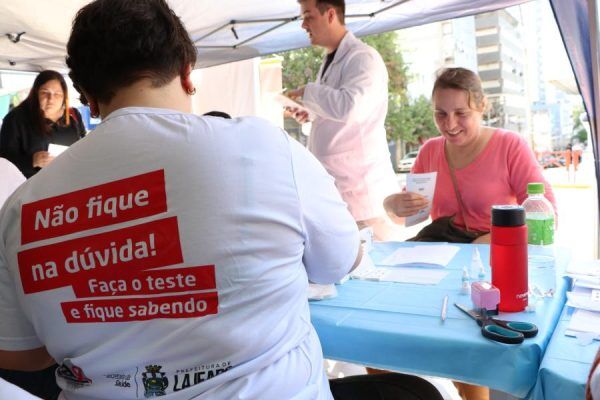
[286,0,400,241]
[0,0,362,399]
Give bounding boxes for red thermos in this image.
[491,205,528,312]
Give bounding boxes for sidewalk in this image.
[544,148,598,261]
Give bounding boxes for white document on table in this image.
[379,244,460,268]
[574,279,600,290]
[405,172,437,227]
[349,252,448,285]
[566,287,600,312]
[565,309,600,341]
[566,260,600,277]
[48,143,68,157]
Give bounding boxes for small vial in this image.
[460,267,471,295]
[471,248,484,278]
[478,265,486,281]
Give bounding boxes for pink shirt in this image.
[413,129,556,232]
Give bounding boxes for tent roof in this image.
[1,0,530,72]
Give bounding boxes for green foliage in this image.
[278,31,438,144]
[571,106,588,145]
[281,46,324,90]
[362,32,408,97]
[390,95,438,143]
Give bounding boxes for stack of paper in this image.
[565,260,600,341]
[566,260,600,286]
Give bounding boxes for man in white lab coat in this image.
[287,0,400,241]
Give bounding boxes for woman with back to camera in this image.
[384,67,556,246]
[0,70,85,178]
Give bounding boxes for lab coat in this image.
[303,31,397,222]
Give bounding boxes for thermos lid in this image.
[527,182,545,194]
[491,205,525,227]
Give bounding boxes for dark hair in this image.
[66,0,197,104]
[432,67,486,112]
[299,0,345,25]
[22,70,70,136]
[203,111,232,119]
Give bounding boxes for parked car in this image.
[540,153,565,169]
[397,151,419,173]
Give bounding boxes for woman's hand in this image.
[32,151,55,168]
[472,233,491,244]
[383,192,429,221]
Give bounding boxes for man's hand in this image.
[283,87,309,124]
[32,151,54,169]
[285,87,305,100]
[286,109,310,124]
[383,192,429,221]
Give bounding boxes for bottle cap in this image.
[527,182,545,194]
[491,205,525,227]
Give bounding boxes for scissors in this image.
[455,303,538,344]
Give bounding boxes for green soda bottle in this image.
[522,183,555,268]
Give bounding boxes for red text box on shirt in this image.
[21,169,167,244]
[71,265,216,298]
[18,217,182,294]
[61,292,219,323]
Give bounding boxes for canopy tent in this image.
[1,0,600,246]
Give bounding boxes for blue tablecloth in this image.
[532,306,599,400]
[309,242,570,398]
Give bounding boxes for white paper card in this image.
[379,244,460,268]
[48,144,68,157]
[405,172,437,227]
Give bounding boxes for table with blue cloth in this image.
[309,242,570,399]
[532,305,599,400]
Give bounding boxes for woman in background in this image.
[0,70,85,178]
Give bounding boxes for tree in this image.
[571,106,588,146]
[279,31,438,145]
[281,46,324,91]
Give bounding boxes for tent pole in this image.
[588,0,600,258]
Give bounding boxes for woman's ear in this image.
[480,97,489,113]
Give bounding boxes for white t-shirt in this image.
[0,157,25,206]
[0,108,359,400]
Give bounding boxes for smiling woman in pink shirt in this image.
[384,67,556,245]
